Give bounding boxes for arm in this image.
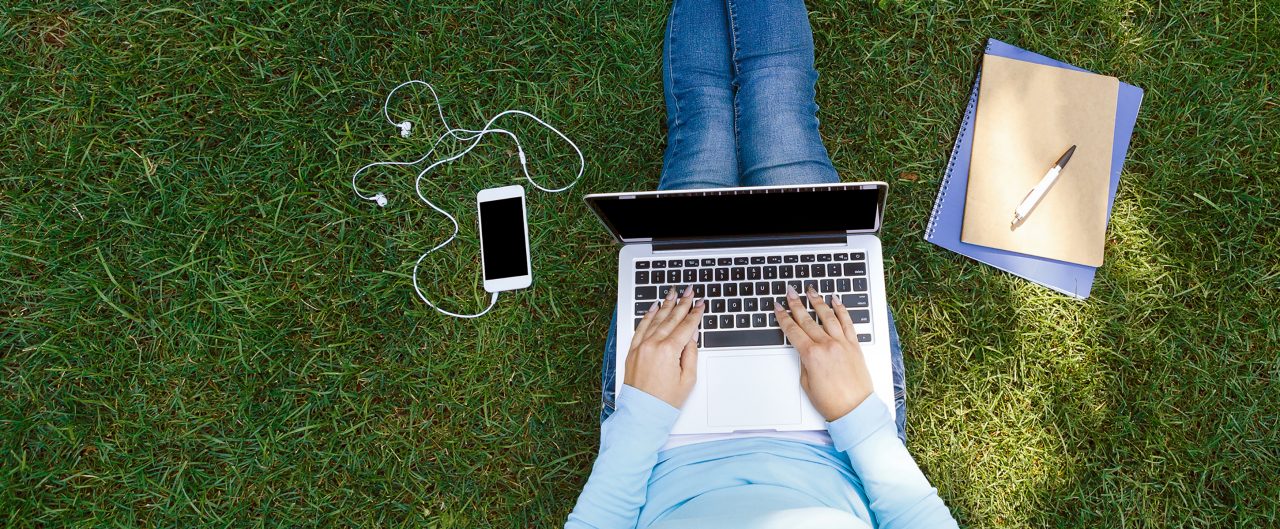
[775,285,957,528]
[566,287,705,529]
[564,386,678,529]
[828,399,958,529]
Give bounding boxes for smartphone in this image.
[477,185,533,292]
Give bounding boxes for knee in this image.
[735,43,817,78]
[667,84,736,135]
[670,83,735,111]
[734,67,821,125]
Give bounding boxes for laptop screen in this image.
[586,183,885,243]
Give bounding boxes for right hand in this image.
[773,285,874,421]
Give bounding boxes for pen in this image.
[1011,145,1077,227]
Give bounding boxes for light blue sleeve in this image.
[565,385,679,529]
[827,399,959,529]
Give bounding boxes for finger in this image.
[666,299,705,345]
[807,287,846,339]
[773,302,814,351]
[832,295,858,338]
[642,288,679,340]
[654,286,697,338]
[632,301,660,341]
[679,337,699,384]
[784,284,826,341]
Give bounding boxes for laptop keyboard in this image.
[632,251,873,348]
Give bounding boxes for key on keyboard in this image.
[704,329,784,347]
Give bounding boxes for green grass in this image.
[2,0,1277,527]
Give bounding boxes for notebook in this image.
[962,54,1118,267]
[924,38,1144,299]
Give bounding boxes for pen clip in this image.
[1019,187,1037,204]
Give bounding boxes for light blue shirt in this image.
[566,386,958,529]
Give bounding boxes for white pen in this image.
[1011,145,1077,227]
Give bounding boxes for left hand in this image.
[623,286,704,408]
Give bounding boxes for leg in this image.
[724,1,883,438]
[888,308,907,444]
[658,0,739,190]
[605,0,738,421]
[726,0,839,186]
[601,310,619,422]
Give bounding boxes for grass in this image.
[1,0,1277,527]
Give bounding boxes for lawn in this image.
[2,1,1278,527]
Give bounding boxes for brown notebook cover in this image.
[961,54,1118,267]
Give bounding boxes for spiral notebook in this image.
[924,38,1144,299]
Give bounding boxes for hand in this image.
[773,285,874,421]
[623,286,704,408]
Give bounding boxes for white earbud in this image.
[350,80,585,319]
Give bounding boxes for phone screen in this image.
[479,197,529,280]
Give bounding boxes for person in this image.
[565,1,959,527]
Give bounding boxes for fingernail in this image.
[694,299,704,308]
[666,289,676,300]
[683,287,694,298]
[807,286,818,296]
[786,285,799,299]
[649,301,659,312]
[832,295,842,306]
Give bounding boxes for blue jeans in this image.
[601,0,907,443]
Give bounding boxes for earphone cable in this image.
[352,81,584,318]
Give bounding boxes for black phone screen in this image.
[479,197,529,280]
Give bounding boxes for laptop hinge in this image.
[650,232,846,252]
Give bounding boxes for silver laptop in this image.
[585,182,895,434]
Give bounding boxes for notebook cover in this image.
[924,38,1144,298]
[961,54,1118,266]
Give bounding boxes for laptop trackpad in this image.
[706,354,802,428]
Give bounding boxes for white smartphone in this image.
[477,185,533,292]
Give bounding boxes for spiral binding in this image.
[924,41,991,241]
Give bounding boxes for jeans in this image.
[600,0,907,443]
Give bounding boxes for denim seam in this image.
[724,0,742,178]
[660,1,682,187]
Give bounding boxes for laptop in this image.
[585,182,894,434]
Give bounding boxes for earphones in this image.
[351,80,585,318]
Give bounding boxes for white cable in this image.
[351,80,585,318]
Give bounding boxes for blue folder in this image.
[924,38,1144,299]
